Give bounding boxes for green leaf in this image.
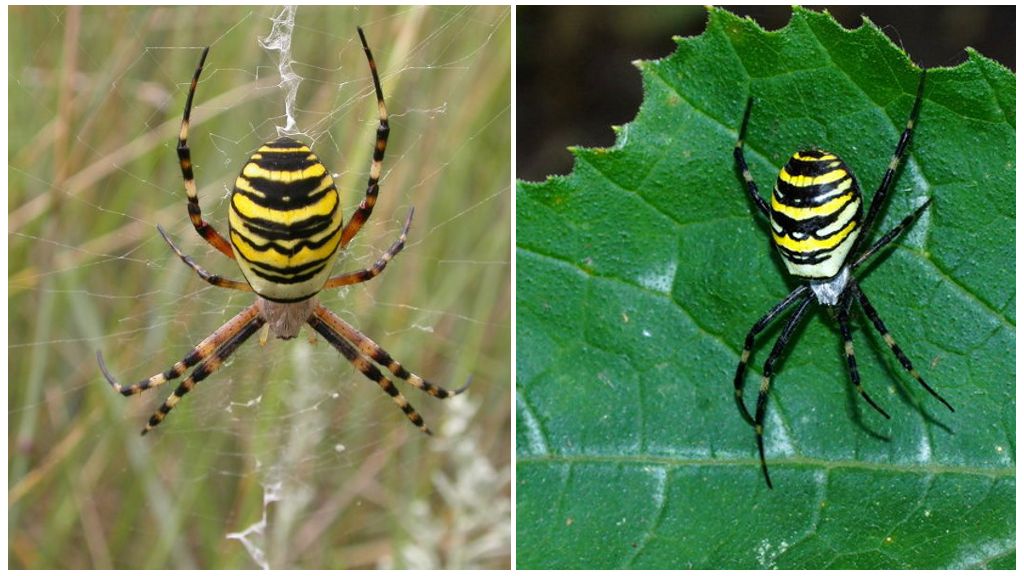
[516,6,1014,569]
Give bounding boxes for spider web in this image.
[8,6,510,569]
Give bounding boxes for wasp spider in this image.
[98,28,466,435]
[732,72,953,488]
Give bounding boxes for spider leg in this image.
[98,303,262,398]
[734,285,810,426]
[851,199,931,270]
[141,308,266,435]
[734,96,770,218]
[308,309,435,435]
[836,297,891,419]
[157,225,252,291]
[323,208,412,289]
[311,304,468,398]
[99,303,264,434]
[851,283,954,412]
[339,28,391,250]
[856,71,926,244]
[753,295,814,489]
[176,46,234,259]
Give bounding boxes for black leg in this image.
[836,296,891,419]
[754,295,814,489]
[857,71,926,244]
[734,285,810,426]
[852,199,931,270]
[734,96,770,218]
[851,283,954,412]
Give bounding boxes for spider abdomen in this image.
[228,137,344,302]
[770,149,863,280]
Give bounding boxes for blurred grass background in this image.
[9,5,510,569]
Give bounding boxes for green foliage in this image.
[517,7,1014,569]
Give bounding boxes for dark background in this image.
[517,6,1016,182]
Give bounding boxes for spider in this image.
[98,28,467,436]
[732,71,954,488]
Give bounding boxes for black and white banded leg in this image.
[753,296,815,488]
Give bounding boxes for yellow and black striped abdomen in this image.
[770,150,862,279]
[228,137,343,302]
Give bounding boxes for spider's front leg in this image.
[734,96,770,218]
[835,297,891,419]
[339,27,392,250]
[176,45,234,259]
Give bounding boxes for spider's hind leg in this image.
[836,295,891,419]
[98,303,266,435]
[851,283,954,412]
[857,70,927,244]
[752,295,815,489]
[308,307,433,435]
[734,285,811,426]
[142,311,264,435]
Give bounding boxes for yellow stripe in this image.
[230,205,343,252]
[242,161,326,183]
[773,219,858,252]
[233,175,266,198]
[230,225,343,271]
[792,152,837,162]
[772,190,853,220]
[778,167,847,188]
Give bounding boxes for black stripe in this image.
[784,151,841,175]
[241,212,339,241]
[770,198,860,237]
[309,316,356,359]
[244,260,330,286]
[774,176,856,207]
[232,225,341,257]
[234,180,333,214]
[179,163,194,181]
[249,152,320,171]
[237,174,334,205]
[231,190,338,236]
[240,251,332,278]
[263,137,306,148]
[777,244,840,264]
